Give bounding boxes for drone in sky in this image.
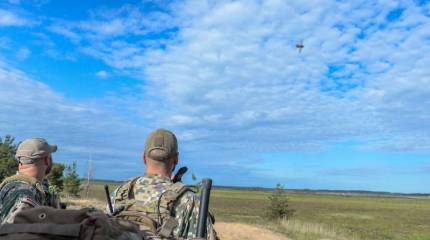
[296,40,304,53]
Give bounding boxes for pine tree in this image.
[63,161,81,196]
[46,163,65,191]
[0,135,18,182]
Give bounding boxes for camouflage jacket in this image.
[0,174,60,224]
[111,174,218,239]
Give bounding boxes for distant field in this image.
[80,181,430,240]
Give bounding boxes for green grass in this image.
[82,181,430,240]
[211,189,430,240]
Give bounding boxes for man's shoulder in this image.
[1,179,33,189]
[112,176,138,199]
[113,176,153,200]
[1,174,44,192]
[0,180,44,223]
[0,179,39,199]
[0,180,43,216]
[133,175,172,192]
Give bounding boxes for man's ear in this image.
[174,153,179,165]
[44,156,52,174]
[44,157,50,165]
[143,154,147,165]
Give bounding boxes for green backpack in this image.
[0,207,143,240]
[113,177,194,239]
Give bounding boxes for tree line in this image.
[0,135,81,196]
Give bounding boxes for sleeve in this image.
[173,192,218,239]
[0,182,42,224]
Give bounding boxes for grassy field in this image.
[78,181,430,240]
[211,189,430,240]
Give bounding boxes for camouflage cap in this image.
[15,138,57,164]
[144,129,178,161]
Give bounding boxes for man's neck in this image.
[145,168,171,178]
[18,166,44,182]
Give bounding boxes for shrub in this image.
[266,183,295,220]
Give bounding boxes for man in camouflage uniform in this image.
[112,129,218,239]
[0,138,60,224]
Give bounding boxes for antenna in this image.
[85,154,92,198]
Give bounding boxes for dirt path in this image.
[215,222,290,240]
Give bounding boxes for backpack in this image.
[0,207,143,240]
[113,177,194,239]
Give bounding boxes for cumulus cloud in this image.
[49,4,177,40]
[3,0,430,186]
[56,0,430,155]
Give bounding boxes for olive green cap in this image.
[15,138,57,164]
[144,129,178,161]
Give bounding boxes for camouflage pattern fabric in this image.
[112,173,218,239]
[0,174,60,224]
[42,179,61,209]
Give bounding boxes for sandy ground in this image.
[215,222,290,240]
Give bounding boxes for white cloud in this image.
[0,37,10,49]
[49,5,176,40]
[0,60,148,179]
[0,0,429,190]
[16,47,30,60]
[0,9,28,27]
[48,0,430,155]
[95,70,109,79]
[48,24,81,43]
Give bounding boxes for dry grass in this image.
[62,197,107,210]
[278,219,358,240]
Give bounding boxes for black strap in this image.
[0,223,81,237]
[127,177,140,200]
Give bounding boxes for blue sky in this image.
[0,0,429,193]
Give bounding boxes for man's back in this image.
[0,137,60,224]
[0,174,47,223]
[112,173,217,239]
